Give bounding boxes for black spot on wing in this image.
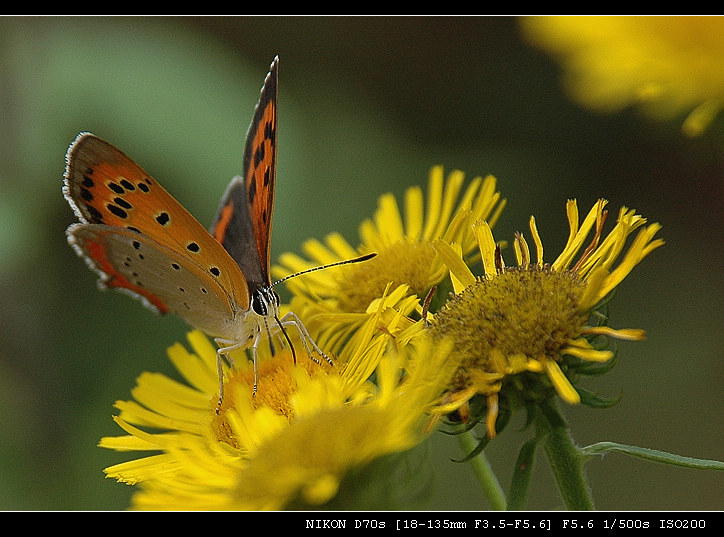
[114,197,132,210]
[247,178,256,204]
[107,204,127,219]
[155,212,170,226]
[108,182,125,195]
[120,179,135,191]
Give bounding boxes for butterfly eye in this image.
[251,288,280,316]
[251,289,268,315]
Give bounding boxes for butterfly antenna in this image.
[271,252,376,287]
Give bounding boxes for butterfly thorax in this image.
[232,285,281,339]
[210,285,280,353]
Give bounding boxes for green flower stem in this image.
[537,399,595,510]
[458,430,507,510]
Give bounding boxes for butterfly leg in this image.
[213,337,248,411]
[278,311,334,366]
[215,350,225,412]
[249,335,263,397]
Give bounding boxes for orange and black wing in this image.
[211,56,278,289]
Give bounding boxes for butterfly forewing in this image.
[211,57,278,289]
[66,134,222,255]
[241,56,278,286]
[64,133,251,317]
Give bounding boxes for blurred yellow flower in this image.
[521,16,724,135]
[100,305,458,509]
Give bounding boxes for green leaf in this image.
[507,435,541,511]
[581,442,724,470]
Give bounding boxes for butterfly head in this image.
[240,253,377,367]
[250,286,280,318]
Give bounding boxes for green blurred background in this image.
[1,16,721,510]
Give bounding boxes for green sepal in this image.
[576,386,622,408]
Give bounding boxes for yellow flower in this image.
[521,16,724,135]
[100,307,458,510]
[426,199,663,438]
[273,166,505,351]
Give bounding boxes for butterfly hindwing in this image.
[68,224,245,339]
[210,176,268,289]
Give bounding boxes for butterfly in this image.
[64,56,374,405]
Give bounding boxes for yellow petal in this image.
[302,237,339,265]
[431,169,465,240]
[422,166,444,240]
[543,359,580,404]
[598,223,663,300]
[486,393,499,438]
[529,216,544,265]
[404,185,424,240]
[104,453,180,485]
[554,200,606,272]
[564,344,614,362]
[583,325,646,341]
[374,193,404,243]
[682,98,724,136]
[324,231,360,260]
[432,240,476,292]
[472,220,498,279]
[302,473,340,505]
[514,232,530,268]
[578,265,609,311]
